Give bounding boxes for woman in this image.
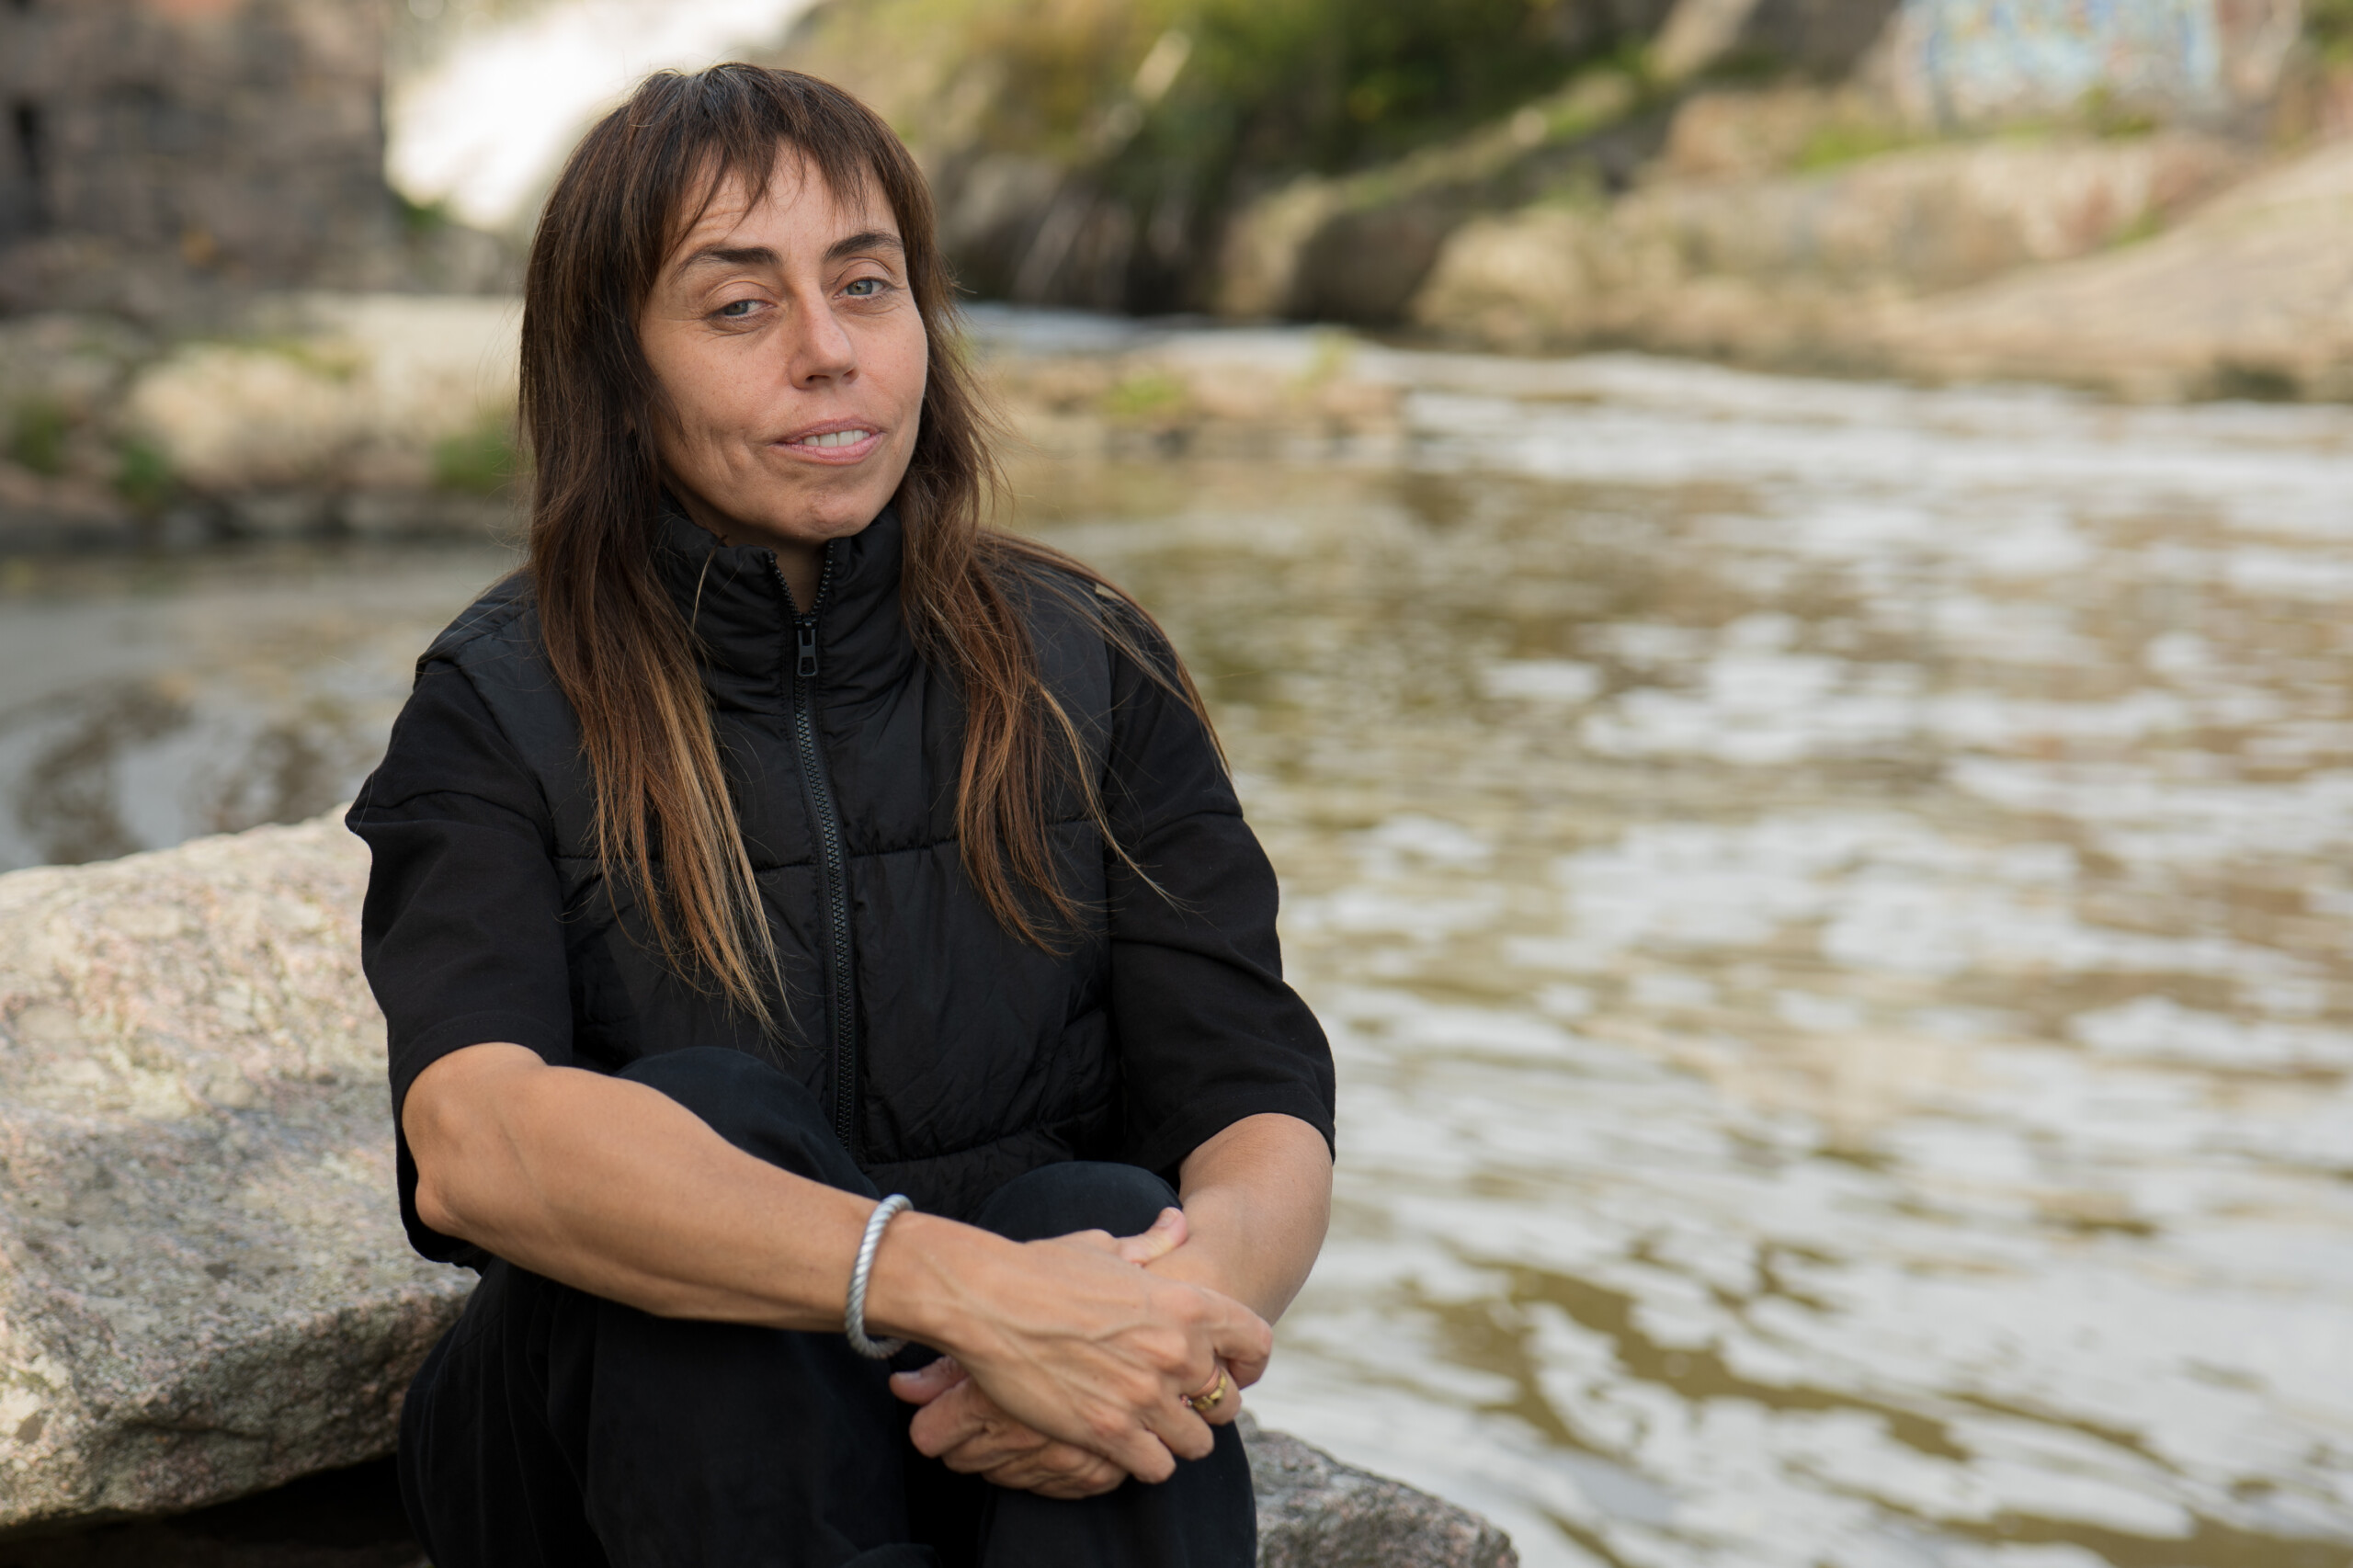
[347,62,1335,1568]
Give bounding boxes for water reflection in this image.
[4,351,2348,1567]
[7,679,194,865]
[1009,361,2353,1568]
[0,545,517,871]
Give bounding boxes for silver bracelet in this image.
[846,1193,913,1358]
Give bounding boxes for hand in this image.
[894,1208,1254,1492]
[892,1355,1131,1497]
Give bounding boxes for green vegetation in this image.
[6,398,70,476]
[395,190,454,238]
[258,335,365,382]
[2079,85,2157,139]
[2310,0,2353,64]
[113,437,174,514]
[2208,360,2301,403]
[2106,205,2165,250]
[937,0,1616,173]
[805,0,1653,307]
[432,417,517,494]
[1100,369,1188,421]
[181,331,366,381]
[1793,120,1920,173]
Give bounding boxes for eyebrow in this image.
[825,229,904,263]
[678,244,779,273]
[676,231,905,276]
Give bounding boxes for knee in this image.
[970,1161,1178,1244]
[618,1048,868,1194]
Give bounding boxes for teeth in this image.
[794,429,873,449]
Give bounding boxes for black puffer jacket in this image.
[349,506,1334,1263]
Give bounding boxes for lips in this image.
[774,421,883,464]
[790,427,874,449]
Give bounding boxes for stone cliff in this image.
[0,0,388,315]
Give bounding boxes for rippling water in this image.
[0,545,517,873]
[6,347,2350,1568]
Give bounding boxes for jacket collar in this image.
[653,499,913,714]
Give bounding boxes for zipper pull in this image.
[796,622,819,680]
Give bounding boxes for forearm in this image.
[405,1044,997,1342]
[1148,1113,1333,1324]
[409,1043,1276,1483]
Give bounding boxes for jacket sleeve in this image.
[347,659,575,1263]
[1099,610,1336,1182]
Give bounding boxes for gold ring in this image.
[1185,1368,1230,1414]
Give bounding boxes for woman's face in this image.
[638,150,927,572]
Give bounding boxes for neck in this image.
[668,486,826,609]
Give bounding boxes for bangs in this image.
[657,99,881,264]
[597,64,926,324]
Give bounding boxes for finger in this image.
[1140,1392,1217,1465]
[1193,1368,1243,1427]
[1057,1227,1123,1256]
[983,1445,1127,1498]
[949,1429,1073,1481]
[889,1355,967,1407]
[1007,1441,1125,1493]
[1111,1207,1188,1267]
[906,1381,995,1458]
[1204,1297,1276,1389]
[973,1449,1120,1487]
[915,1373,1059,1475]
[1033,1469,1127,1501]
[934,1403,1051,1474]
[938,1421,1051,1474]
[1100,1425,1177,1484]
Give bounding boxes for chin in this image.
[759,487,889,541]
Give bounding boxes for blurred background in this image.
[3,2,2352,1565]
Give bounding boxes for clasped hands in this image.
[890,1207,1267,1499]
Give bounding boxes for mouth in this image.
[774,422,883,464]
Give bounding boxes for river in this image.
[4,333,2348,1568]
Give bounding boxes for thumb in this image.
[889,1355,967,1406]
[1113,1206,1188,1266]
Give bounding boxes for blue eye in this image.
[718,300,756,318]
[845,278,881,297]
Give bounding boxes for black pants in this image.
[397,1048,1256,1568]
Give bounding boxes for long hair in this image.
[520,63,1213,1028]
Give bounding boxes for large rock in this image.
[1245,1416,1518,1568]
[0,292,522,546]
[1212,70,1652,326]
[1652,0,1900,83]
[122,294,520,497]
[1877,131,2353,399]
[0,815,468,1537]
[0,814,1517,1566]
[1409,129,2247,362]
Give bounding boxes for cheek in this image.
[879,316,930,429]
[645,336,760,453]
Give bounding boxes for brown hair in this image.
[520,63,1211,1027]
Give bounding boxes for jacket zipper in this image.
[770,552,859,1155]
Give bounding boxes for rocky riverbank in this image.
[0,814,1516,1565]
[7,185,2350,556]
[0,296,519,551]
[0,815,459,1535]
[6,2,2353,545]
[745,0,2353,401]
[1409,98,2353,399]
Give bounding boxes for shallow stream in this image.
[5,343,2348,1568]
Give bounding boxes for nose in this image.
[787,286,858,387]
